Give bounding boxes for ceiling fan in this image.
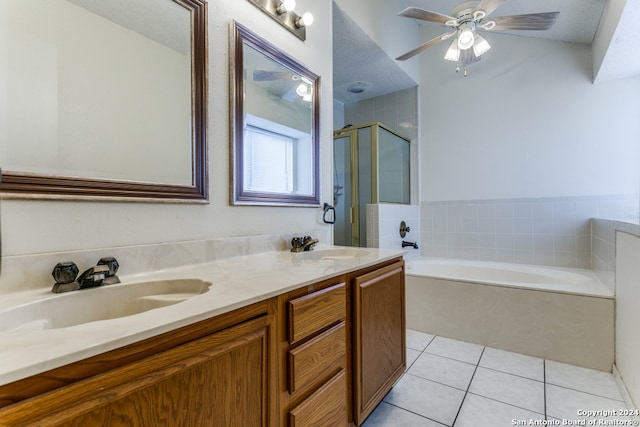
[396,0,559,74]
[252,70,313,102]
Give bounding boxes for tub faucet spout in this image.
[402,240,419,249]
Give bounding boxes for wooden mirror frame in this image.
[230,21,320,207]
[0,0,208,202]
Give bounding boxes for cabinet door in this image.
[353,260,406,425]
[0,315,274,427]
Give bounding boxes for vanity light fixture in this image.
[247,0,313,41]
[276,0,295,14]
[295,12,314,28]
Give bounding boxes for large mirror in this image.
[230,21,320,206]
[0,0,208,201]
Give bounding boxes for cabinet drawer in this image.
[288,322,346,394]
[288,369,348,427]
[288,283,346,344]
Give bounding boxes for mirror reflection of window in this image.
[244,126,293,193]
[244,115,313,195]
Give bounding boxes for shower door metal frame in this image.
[333,122,410,247]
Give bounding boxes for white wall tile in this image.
[420,195,638,269]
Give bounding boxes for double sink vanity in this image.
[0,245,406,426]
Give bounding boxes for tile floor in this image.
[363,330,638,427]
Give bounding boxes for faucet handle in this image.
[98,257,119,276]
[52,262,79,284]
[97,257,121,284]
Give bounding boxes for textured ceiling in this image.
[334,0,640,104]
[333,5,417,103]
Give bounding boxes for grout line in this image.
[382,402,449,426]
[545,382,626,403]
[402,372,470,393]
[544,359,548,420]
[465,391,546,418]
[477,364,545,383]
[451,346,486,426]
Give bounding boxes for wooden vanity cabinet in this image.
[277,279,350,427]
[0,300,278,427]
[351,259,406,425]
[0,256,405,427]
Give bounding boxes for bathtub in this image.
[405,258,614,371]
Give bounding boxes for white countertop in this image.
[0,246,404,386]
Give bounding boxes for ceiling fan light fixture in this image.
[444,39,460,61]
[457,24,475,50]
[296,83,308,96]
[472,34,491,57]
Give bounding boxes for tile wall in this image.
[366,203,421,260]
[592,218,640,294]
[343,87,418,142]
[421,194,639,270]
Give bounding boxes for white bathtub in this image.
[405,258,614,371]
[406,258,612,298]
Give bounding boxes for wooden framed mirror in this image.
[0,0,208,202]
[230,21,320,206]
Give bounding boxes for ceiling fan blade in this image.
[487,12,560,31]
[473,0,508,17]
[253,70,294,81]
[398,7,456,25]
[396,33,449,61]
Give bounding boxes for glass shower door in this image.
[333,135,353,246]
[333,122,410,248]
[378,127,410,204]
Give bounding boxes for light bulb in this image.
[276,0,295,14]
[457,24,475,50]
[296,83,308,96]
[473,34,491,57]
[444,39,460,62]
[296,12,314,28]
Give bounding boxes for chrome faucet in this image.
[290,236,319,252]
[77,265,110,289]
[51,257,120,293]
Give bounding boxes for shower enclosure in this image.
[333,122,411,247]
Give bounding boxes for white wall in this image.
[419,27,640,202]
[592,0,628,82]
[1,0,333,256]
[615,231,640,407]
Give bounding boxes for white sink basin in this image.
[0,279,212,332]
[296,248,369,261]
